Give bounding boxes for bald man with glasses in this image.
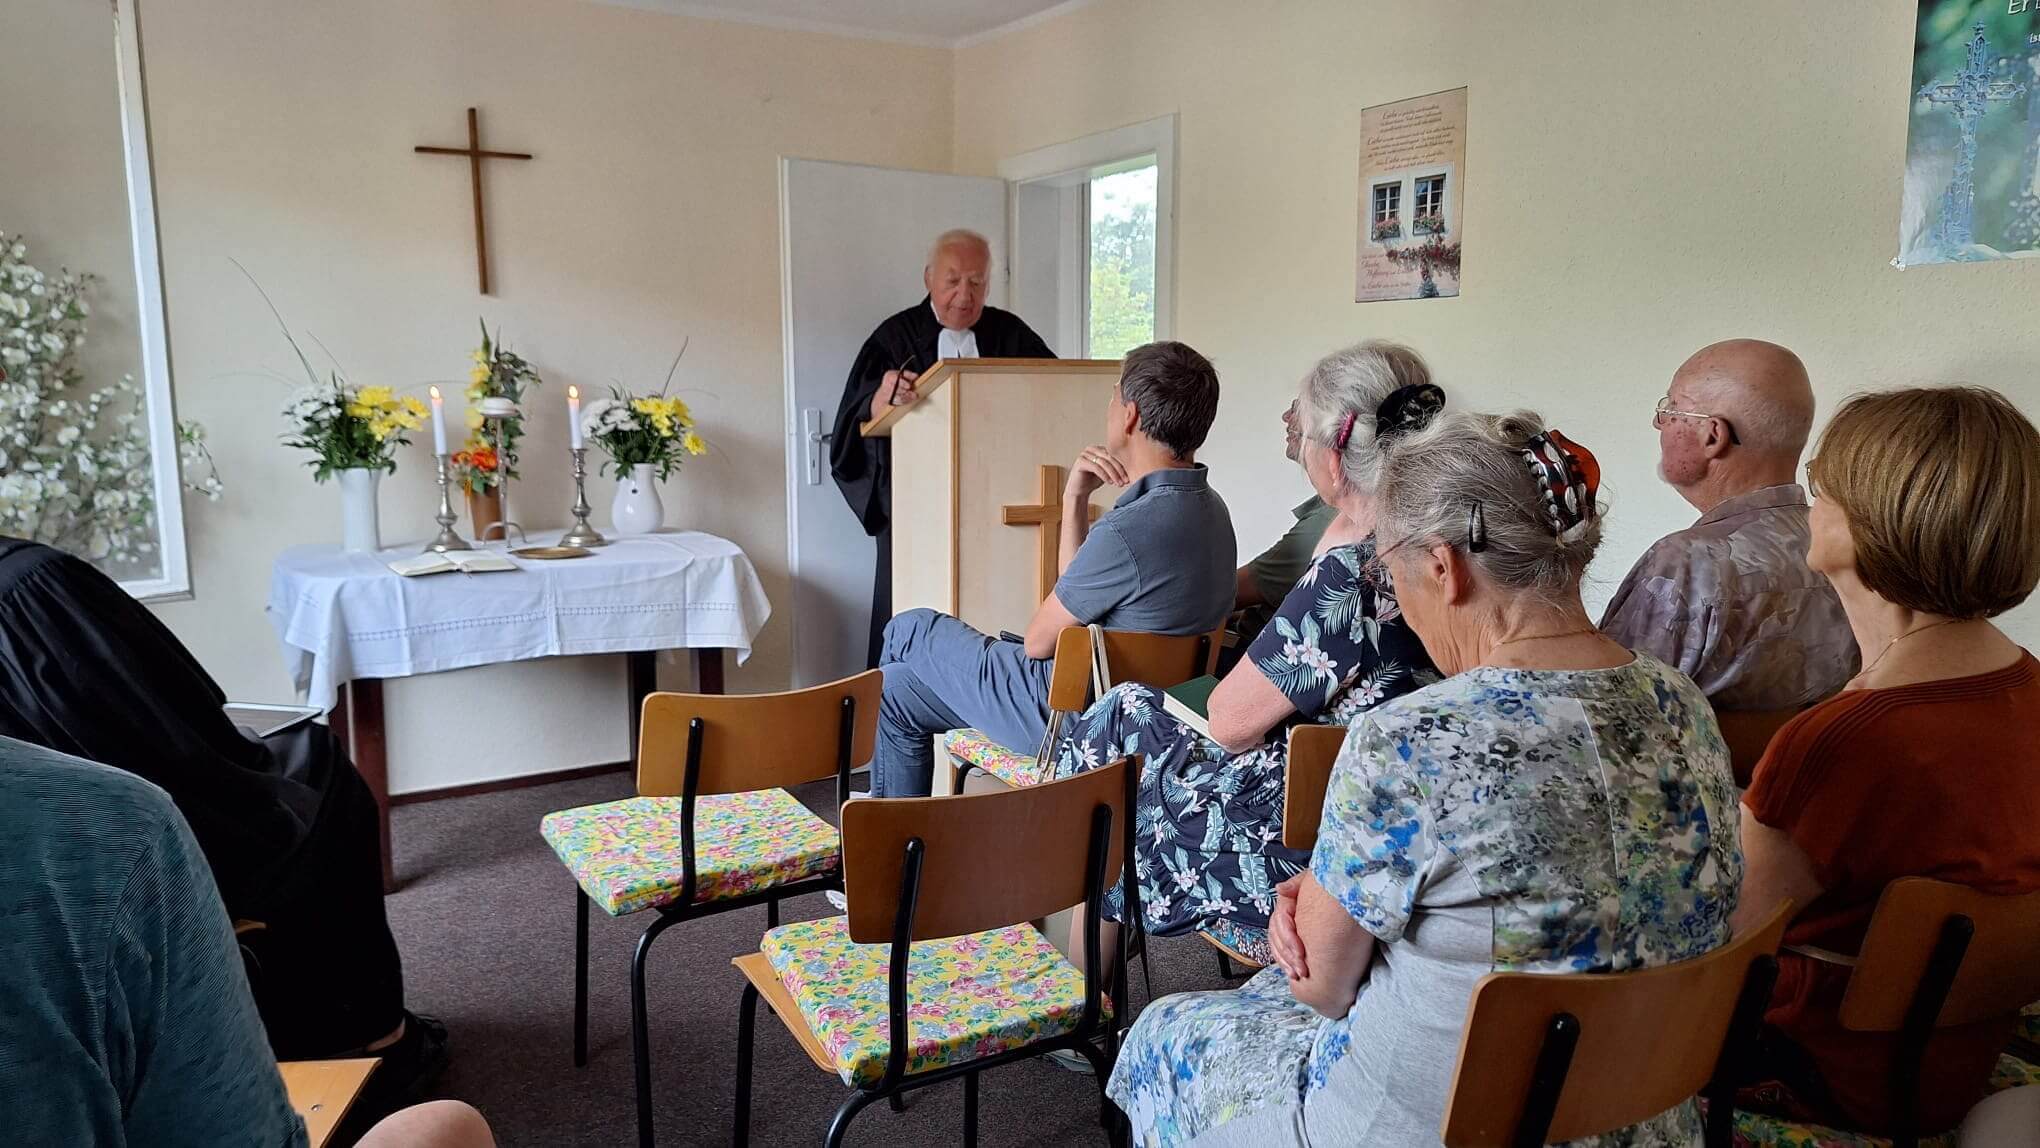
[1602,339,1857,715]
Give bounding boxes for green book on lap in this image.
[1161,675,1219,739]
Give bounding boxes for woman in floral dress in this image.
[1050,341,1445,957]
[1107,411,1741,1147]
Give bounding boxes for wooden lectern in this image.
[862,358,1124,635]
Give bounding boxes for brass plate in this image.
[511,545,593,560]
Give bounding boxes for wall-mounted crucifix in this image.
[414,107,532,295]
[1002,464,1105,602]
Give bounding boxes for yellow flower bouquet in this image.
[282,379,427,481]
[579,388,708,481]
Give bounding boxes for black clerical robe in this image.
[0,538,405,1058]
[829,297,1054,665]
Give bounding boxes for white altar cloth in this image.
[268,530,770,712]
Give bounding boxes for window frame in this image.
[111,0,191,600]
[1000,115,1177,359]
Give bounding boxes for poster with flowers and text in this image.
[1356,87,1467,302]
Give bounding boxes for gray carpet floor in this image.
[381,771,1248,1147]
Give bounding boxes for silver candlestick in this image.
[560,447,609,547]
[424,454,473,553]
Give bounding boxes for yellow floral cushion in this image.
[1730,1054,2040,1147]
[541,789,839,916]
[944,728,1045,789]
[761,915,1106,1087]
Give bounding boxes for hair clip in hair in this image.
[1376,383,1446,440]
[1334,411,1358,450]
[1518,430,1601,543]
[1466,502,1488,553]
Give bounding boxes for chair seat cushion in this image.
[944,728,1044,789]
[1197,918,1272,968]
[541,789,839,916]
[2020,999,2040,1045]
[761,915,1105,1087]
[1730,1053,2040,1146]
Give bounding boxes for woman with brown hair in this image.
[1733,385,2040,1135]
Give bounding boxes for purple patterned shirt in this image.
[1600,485,1857,711]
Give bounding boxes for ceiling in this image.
[589,0,1084,47]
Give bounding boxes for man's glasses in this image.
[1653,395,1741,445]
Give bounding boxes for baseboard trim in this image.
[389,760,631,806]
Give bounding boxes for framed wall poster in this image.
[1896,2,2040,268]
[1356,87,1467,302]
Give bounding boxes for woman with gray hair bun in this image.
[1049,340,1444,983]
[1104,411,1742,1147]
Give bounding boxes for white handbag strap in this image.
[1089,623,1112,699]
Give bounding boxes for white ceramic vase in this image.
[337,467,382,553]
[610,463,664,535]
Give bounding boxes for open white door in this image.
[779,159,1011,688]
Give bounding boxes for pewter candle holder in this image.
[559,447,608,547]
[424,453,473,554]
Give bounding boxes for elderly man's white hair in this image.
[927,229,992,268]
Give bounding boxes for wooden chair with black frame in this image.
[944,624,1222,793]
[1731,878,2040,1148]
[730,755,1141,1148]
[538,670,882,1148]
[1439,901,1792,1148]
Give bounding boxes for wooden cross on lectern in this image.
[414,107,532,295]
[1002,465,1106,602]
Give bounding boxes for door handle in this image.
[802,408,829,485]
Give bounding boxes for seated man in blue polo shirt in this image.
[871,340,1237,798]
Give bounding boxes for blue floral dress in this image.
[1107,656,1742,1147]
[1049,541,1433,936]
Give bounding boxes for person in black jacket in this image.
[828,229,1054,666]
[0,537,442,1080]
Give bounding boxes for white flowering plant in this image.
[0,230,221,573]
[577,346,708,481]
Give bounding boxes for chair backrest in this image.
[1840,877,2040,1031]
[636,669,882,797]
[1440,902,1794,1148]
[1281,724,1347,851]
[1714,708,1800,788]
[841,757,1132,944]
[1044,625,1224,713]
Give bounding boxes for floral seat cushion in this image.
[944,728,1045,789]
[1730,1054,2040,1147]
[540,789,839,916]
[2019,999,2040,1046]
[1196,918,1272,968]
[761,915,1106,1087]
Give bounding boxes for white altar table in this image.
[269,530,770,890]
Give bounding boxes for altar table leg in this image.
[695,648,726,694]
[625,650,724,764]
[340,679,397,895]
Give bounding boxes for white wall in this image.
[954,0,2040,644]
[128,0,953,791]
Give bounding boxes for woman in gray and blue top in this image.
[1108,411,1741,1147]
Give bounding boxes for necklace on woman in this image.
[1850,617,1964,687]
[1488,626,1602,654]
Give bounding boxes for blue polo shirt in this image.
[0,736,307,1148]
[1053,463,1236,636]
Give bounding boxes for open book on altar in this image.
[386,550,517,577]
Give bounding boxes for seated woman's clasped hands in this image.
[1108,411,1743,1147]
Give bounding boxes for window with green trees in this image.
[1086,164,1157,359]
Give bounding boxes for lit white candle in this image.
[428,385,448,455]
[568,384,583,450]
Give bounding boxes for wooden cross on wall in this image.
[1002,465,1106,603]
[414,107,532,295]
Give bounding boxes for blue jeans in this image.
[872,609,1054,797]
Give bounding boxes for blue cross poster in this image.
[1897,2,2040,267]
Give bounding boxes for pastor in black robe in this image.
[829,296,1053,665]
[0,537,406,1059]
